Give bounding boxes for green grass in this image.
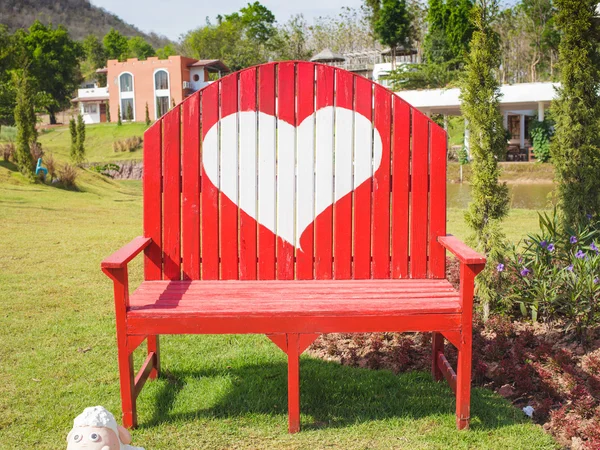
[0,125,17,142]
[0,163,556,449]
[448,162,555,184]
[37,122,147,163]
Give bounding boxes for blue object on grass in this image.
[36,158,48,177]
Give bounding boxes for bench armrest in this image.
[438,236,486,266]
[101,236,152,270]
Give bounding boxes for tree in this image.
[12,68,36,176]
[126,102,133,121]
[459,0,509,316]
[76,114,86,163]
[373,0,412,69]
[106,102,111,123]
[0,26,16,132]
[156,44,178,59]
[82,35,106,85]
[550,0,600,225]
[270,15,312,61]
[447,0,475,61]
[103,28,129,60]
[128,36,155,60]
[521,0,555,82]
[423,0,449,63]
[145,102,151,126]
[69,116,77,161]
[234,1,276,44]
[18,21,83,125]
[117,105,122,126]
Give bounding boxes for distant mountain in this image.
[0,0,172,48]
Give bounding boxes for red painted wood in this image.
[143,122,162,280]
[295,62,315,280]
[287,333,301,433]
[266,334,288,352]
[391,98,411,278]
[432,333,444,381]
[163,106,182,281]
[134,351,155,398]
[257,64,276,280]
[201,83,220,280]
[410,111,429,278]
[437,352,457,394]
[315,64,334,280]
[147,335,160,379]
[182,93,201,280]
[352,76,373,279]
[127,335,146,354]
[220,75,239,280]
[298,333,320,354]
[439,236,487,266]
[333,69,353,280]
[101,236,151,269]
[457,263,476,430]
[277,62,295,280]
[239,68,258,281]
[429,124,447,278]
[372,85,392,279]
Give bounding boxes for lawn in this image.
[0,163,556,449]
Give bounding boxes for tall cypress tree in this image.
[424,0,450,63]
[447,0,475,61]
[12,68,35,176]
[459,0,509,316]
[551,0,600,225]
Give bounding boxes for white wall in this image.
[80,102,101,124]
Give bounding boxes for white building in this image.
[71,83,109,124]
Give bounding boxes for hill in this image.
[0,0,171,48]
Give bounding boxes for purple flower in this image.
[547,243,555,252]
[496,263,505,272]
[518,256,523,263]
[587,214,593,220]
[570,236,578,244]
[566,264,574,272]
[594,277,599,285]
[575,250,586,259]
[540,240,548,249]
[591,242,598,253]
[520,268,531,276]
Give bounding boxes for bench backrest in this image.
[143,61,447,281]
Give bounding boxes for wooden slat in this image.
[143,122,162,280]
[239,68,258,280]
[258,64,277,280]
[391,98,411,278]
[372,85,392,279]
[276,62,296,280]
[429,124,447,278]
[219,74,239,280]
[333,69,353,279]
[201,83,220,280]
[352,76,373,279]
[410,110,429,278]
[102,236,151,269]
[295,62,315,280]
[162,106,181,280]
[314,64,335,280]
[182,93,201,280]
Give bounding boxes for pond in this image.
[447,183,555,210]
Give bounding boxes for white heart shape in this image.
[203,106,382,250]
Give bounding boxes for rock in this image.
[498,384,515,398]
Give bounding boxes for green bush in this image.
[498,209,600,335]
[530,119,554,163]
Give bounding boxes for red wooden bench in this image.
[101,61,486,433]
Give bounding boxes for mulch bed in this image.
[307,261,600,449]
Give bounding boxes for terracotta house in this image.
[72,56,229,124]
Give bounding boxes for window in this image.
[121,98,134,121]
[156,96,169,118]
[508,115,520,140]
[83,103,97,114]
[155,70,169,90]
[120,73,133,92]
[193,74,200,82]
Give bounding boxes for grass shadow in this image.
[140,357,526,432]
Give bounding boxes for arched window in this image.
[154,69,170,119]
[118,72,135,121]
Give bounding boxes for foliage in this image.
[106,102,111,123]
[308,6,376,54]
[530,118,554,162]
[126,102,133,121]
[76,113,86,163]
[82,34,107,85]
[43,152,57,181]
[499,210,600,335]
[447,0,475,62]
[372,0,412,69]
[1,142,15,161]
[112,136,142,153]
[17,21,84,124]
[550,0,600,227]
[388,59,459,89]
[0,25,16,129]
[458,146,469,165]
[69,117,77,161]
[127,36,155,60]
[103,28,129,60]
[145,102,151,127]
[459,0,510,317]
[269,15,313,61]
[11,69,36,176]
[156,44,178,59]
[89,162,120,176]
[57,162,78,188]
[117,105,122,126]
[520,0,557,82]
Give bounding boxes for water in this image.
[447,183,555,209]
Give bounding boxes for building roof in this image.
[71,96,108,103]
[310,48,345,63]
[96,67,108,74]
[187,59,230,72]
[381,46,417,56]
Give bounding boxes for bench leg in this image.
[117,334,137,428]
[287,333,300,433]
[455,331,472,430]
[148,335,160,380]
[431,332,444,381]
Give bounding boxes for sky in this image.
[89,0,365,41]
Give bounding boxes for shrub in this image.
[29,142,44,161]
[90,163,120,177]
[58,163,78,188]
[498,209,600,334]
[530,119,554,163]
[1,142,15,161]
[43,153,57,181]
[112,136,142,152]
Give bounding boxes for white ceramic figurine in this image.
[66,406,145,450]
